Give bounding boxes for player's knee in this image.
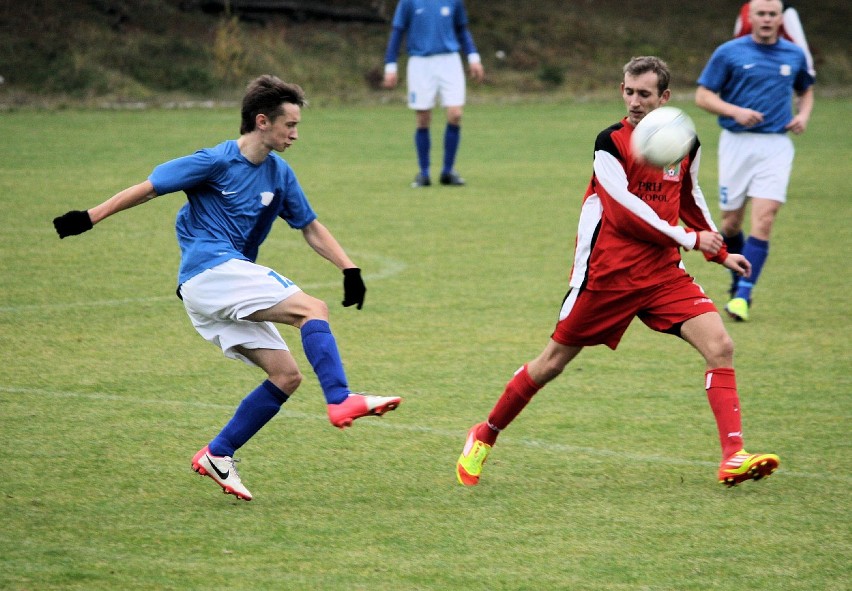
[299,294,329,323]
[308,296,329,319]
[707,334,735,366]
[271,369,303,395]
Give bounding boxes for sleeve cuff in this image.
[467,53,481,64]
[384,63,398,75]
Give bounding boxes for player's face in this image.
[621,72,670,126]
[749,0,783,44]
[265,103,301,153]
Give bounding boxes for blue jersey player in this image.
[696,0,814,322]
[383,0,485,188]
[53,75,402,501]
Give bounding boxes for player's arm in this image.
[301,219,366,309]
[594,149,699,251]
[301,219,357,270]
[695,85,763,128]
[786,86,814,135]
[53,180,158,238]
[382,26,405,88]
[455,24,484,82]
[676,143,730,262]
[722,253,751,278]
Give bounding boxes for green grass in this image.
[0,98,850,590]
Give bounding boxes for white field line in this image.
[2,386,847,483]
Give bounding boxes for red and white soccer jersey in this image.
[553,117,728,349]
[569,117,726,293]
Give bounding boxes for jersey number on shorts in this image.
[268,270,295,288]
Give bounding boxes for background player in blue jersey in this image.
[52,75,402,501]
[696,0,814,322]
[382,0,485,188]
[734,1,816,78]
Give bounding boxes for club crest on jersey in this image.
[260,191,274,206]
[662,161,681,182]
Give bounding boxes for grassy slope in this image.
[1,0,849,106]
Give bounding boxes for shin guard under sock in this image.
[705,368,744,458]
[209,380,289,457]
[301,319,350,404]
[482,365,542,444]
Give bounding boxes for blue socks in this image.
[724,231,745,296]
[206,319,350,456]
[300,319,350,404]
[415,128,430,178]
[415,124,462,178]
[442,123,461,175]
[735,236,769,303]
[209,380,289,457]
[723,231,745,255]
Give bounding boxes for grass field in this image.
[1,98,850,590]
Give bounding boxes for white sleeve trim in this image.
[594,150,697,250]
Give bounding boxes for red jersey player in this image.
[456,56,780,488]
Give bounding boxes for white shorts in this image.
[406,53,465,110]
[179,259,302,365]
[717,129,794,211]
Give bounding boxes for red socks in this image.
[479,365,542,445]
[705,367,744,458]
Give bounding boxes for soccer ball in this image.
[631,106,697,167]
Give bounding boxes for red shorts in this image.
[552,274,719,350]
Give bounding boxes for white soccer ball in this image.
[631,106,697,167]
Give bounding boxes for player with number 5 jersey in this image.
[696,0,814,322]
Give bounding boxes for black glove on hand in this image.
[342,268,366,310]
[53,210,93,238]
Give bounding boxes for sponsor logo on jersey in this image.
[636,180,670,203]
[663,161,681,182]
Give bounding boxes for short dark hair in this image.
[240,75,307,135]
[623,56,671,96]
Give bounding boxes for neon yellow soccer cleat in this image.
[718,450,780,487]
[725,297,750,322]
[456,423,492,486]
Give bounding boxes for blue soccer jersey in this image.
[387,0,474,58]
[149,140,317,284]
[697,36,814,133]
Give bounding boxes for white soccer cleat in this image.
[191,445,253,501]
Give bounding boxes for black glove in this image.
[342,268,366,310]
[53,210,93,238]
